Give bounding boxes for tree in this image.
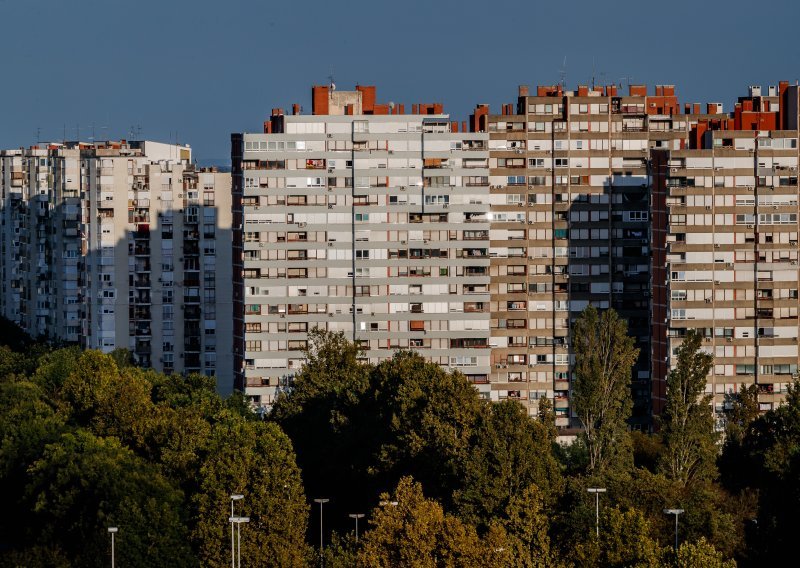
[572,506,662,568]
[25,430,192,568]
[674,537,735,568]
[454,401,562,527]
[658,330,717,486]
[193,411,310,567]
[357,476,484,567]
[499,485,555,567]
[571,306,640,473]
[729,379,800,562]
[270,329,373,530]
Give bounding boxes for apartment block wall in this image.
[486,86,662,428]
[232,107,492,406]
[0,142,233,394]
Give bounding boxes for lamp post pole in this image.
[228,516,250,568]
[586,488,607,539]
[314,498,330,567]
[107,527,118,568]
[663,508,685,552]
[348,513,365,543]
[230,494,244,568]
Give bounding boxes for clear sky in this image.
[1,0,798,162]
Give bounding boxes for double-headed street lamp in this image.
[108,527,118,568]
[314,498,330,567]
[228,516,250,568]
[586,488,607,538]
[663,508,685,552]
[230,494,244,568]
[348,513,365,543]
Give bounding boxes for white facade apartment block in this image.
[656,130,800,416]
[0,141,233,394]
[233,114,492,406]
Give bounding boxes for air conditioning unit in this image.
[714,244,720,248]
[727,337,732,342]
[326,134,333,138]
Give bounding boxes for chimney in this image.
[518,85,529,97]
[292,104,301,115]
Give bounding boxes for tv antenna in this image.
[328,68,336,91]
[559,56,567,89]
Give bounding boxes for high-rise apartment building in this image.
[485,84,684,428]
[235,81,800,430]
[0,140,233,392]
[231,86,492,406]
[653,82,800,418]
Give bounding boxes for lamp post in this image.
[230,494,244,568]
[586,488,606,539]
[228,516,250,568]
[348,513,365,543]
[107,527,118,568]
[663,508,684,552]
[314,498,329,567]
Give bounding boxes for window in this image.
[555,158,569,167]
[507,175,526,186]
[355,249,370,260]
[410,320,425,331]
[245,340,262,352]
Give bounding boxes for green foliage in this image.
[26,430,191,568]
[572,506,663,568]
[658,330,718,487]
[572,306,639,474]
[674,537,736,568]
[193,412,311,567]
[366,350,483,502]
[454,400,563,528]
[498,485,555,567]
[357,476,485,567]
[0,345,309,566]
[722,379,800,562]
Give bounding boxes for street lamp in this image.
[663,508,684,552]
[586,488,607,538]
[314,498,330,567]
[228,516,250,568]
[379,500,398,507]
[348,513,365,543]
[107,527,118,568]
[230,494,244,568]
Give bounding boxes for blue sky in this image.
[1,0,798,161]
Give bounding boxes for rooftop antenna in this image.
[36,127,41,145]
[591,57,595,90]
[328,68,336,91]
[559,56,567,89]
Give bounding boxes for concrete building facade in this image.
[235,81,800,430]
[231,86,492,406]
[0,140,233,393]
